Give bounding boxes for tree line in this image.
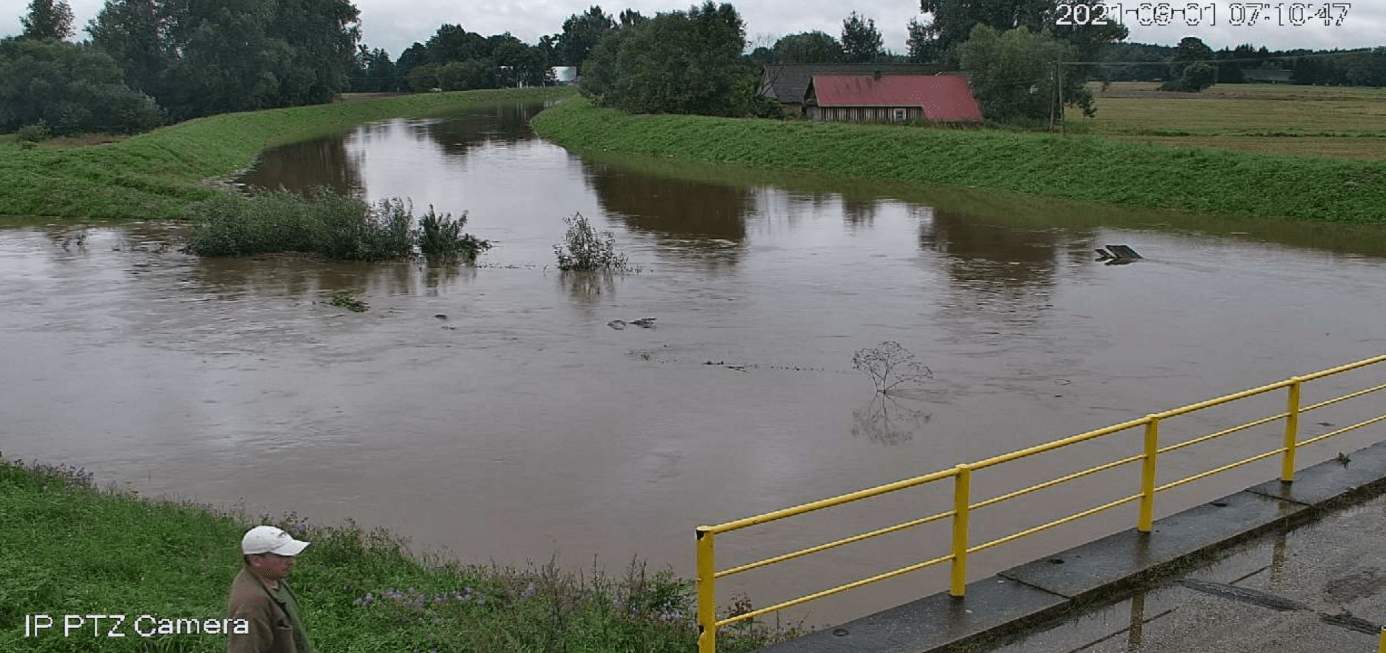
[1101,39,1386,88]
[5,0,1384,138]
[3,0,360,136]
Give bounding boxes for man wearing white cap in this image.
[227,525,317,653]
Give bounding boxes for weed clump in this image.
[553,212,630,272]
[187,189,490,262]
[328,293,368,312]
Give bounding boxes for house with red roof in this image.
[804,73,984,124]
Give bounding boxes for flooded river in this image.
[4,101,1386,627]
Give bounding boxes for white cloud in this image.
[2,1,1381,61]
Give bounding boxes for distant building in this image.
[1241,69,1292,84]
[803,74,983,124]
[760,64,946,116]
[552,66,579,85]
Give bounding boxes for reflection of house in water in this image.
[582,162,753,268]
[920,210,1096,327]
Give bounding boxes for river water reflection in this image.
[5,102,1386,627]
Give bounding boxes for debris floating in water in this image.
[1095,245,1142,265]
[608,317,656,330]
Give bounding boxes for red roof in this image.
[808,74,983,122]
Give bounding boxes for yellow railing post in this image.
[1282,377,1302,482]
[1139,416,1160,533]
[696,527,716,653]
[1378,624,1385,653]
[950,463,971,597]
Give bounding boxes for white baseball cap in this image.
[241,526,310,556]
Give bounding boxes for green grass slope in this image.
[0,88,575,220]
[530,97,1386,223]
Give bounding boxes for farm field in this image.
[1080,82,1386,159]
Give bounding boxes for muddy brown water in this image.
[5,101,1386,628]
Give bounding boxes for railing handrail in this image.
[695,354,1386,653]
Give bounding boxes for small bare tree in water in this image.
[853,341,932,395]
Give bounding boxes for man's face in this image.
[250,553,297,582]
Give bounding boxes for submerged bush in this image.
[188,189,490,262]
[416,204,492,262]
[553,212,629,272]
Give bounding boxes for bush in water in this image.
[415,204,492,262]
[188,189,490,262]
[553,212,629,272]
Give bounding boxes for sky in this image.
[3,1,1383,60]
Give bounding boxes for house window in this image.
[893,108,907,123]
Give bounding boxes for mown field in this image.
[1080,82,1386,159]
[0,87,575,220]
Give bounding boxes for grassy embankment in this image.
[530,91,1386,224]
[0,87,575,220]
[0,456,785,653]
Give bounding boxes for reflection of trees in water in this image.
[238,139,365,196]
[188,258,476,299]
[556,270,617,306]
[583,162,750,267]
[841,196,879,227]
[851,393,932,445]
[415,102,539,158]
[238,103,546,194]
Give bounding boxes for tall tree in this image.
[426,24,487,64]
[959,24,1089,122]
[582,1,753,116]
[557,5,615,67]
[917,0,1124,66]
[906,17,932,63]
[918,0,1051,60]
[841,12,883,63]
[1167,36,1213,80]
[771,31,842,64]
[86,0,166,96]
[20,0,75,40]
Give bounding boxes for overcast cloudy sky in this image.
[3,1,1382,60]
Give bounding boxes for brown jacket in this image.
[226,566,299,653]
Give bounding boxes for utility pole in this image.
[1049,60,1057,132]
[1058,56,1065,135]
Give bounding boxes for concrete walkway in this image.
[756,439,1386,653]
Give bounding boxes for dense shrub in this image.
[15,121,50,142]
[1160,62,1218,92]
[188,189,490,262]
[416,204,492,262]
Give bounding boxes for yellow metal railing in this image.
[695,355,1386,653]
